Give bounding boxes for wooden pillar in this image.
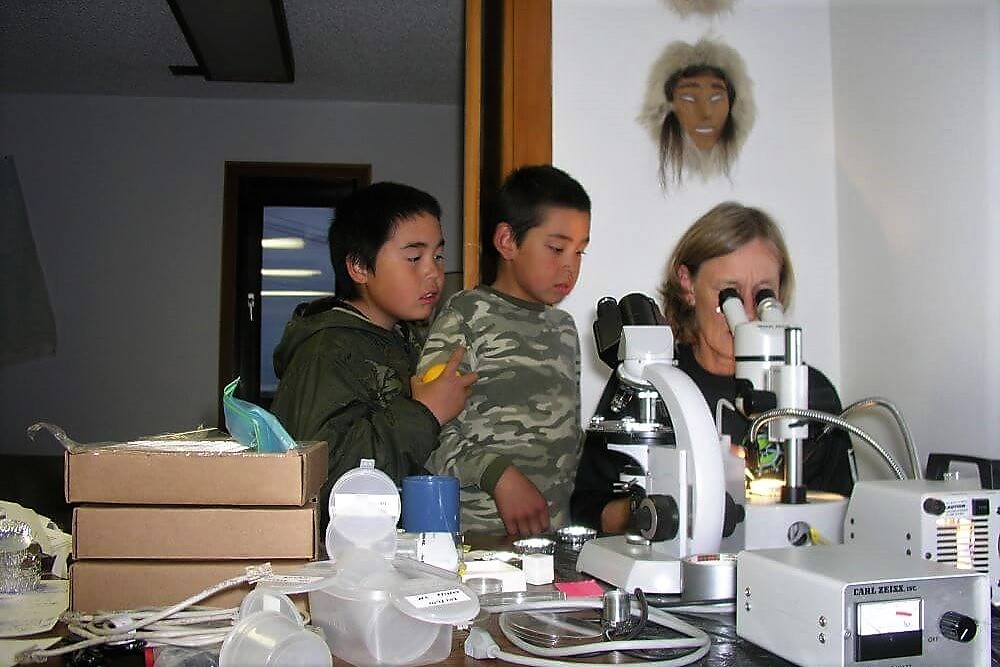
[463,0,552,289]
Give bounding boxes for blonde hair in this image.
[659,202,794,344]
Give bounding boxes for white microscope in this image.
[576,295,732,593]
[718,287,847,551]
[576,291,848,594]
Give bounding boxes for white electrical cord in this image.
[467,597,710,667]
[646,601,735,615]
[16,563,280,664]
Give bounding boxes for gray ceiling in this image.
[0,0,465,105]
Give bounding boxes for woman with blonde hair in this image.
[571,202,853,534]
[661,201,792,374]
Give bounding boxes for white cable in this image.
[84,572,257,637]
[475,597,710,667]
[647,602,735,615]
[490,640,710,667]
[17,564,277,663]
[70,606,238,625]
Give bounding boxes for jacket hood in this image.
[272,297,394,379]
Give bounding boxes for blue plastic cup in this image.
[401,475,460,534]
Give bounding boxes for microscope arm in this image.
[642,362,725,556]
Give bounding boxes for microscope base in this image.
[740,491,848,550]
[575,535,682,593]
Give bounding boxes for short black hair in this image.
[329,182,442,300]
[481,165,591,284]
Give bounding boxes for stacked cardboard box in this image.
[66,440,328,611]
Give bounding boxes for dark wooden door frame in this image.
[218,161,370,423]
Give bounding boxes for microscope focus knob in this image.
[632,495,679,542]
[939,611,977,643]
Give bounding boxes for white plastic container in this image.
[238,587,301,620]
[325,462,401,560]
[219,607,330,667]
[309,566,476,667]
[305,460,479,667]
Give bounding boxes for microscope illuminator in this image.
[737,545,989,666]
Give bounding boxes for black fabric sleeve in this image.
[571,375,630,531]
[803,366,855,496]
[571,433,634,531]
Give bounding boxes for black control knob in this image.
[939,611,977,643]
[631,495,679,542]
[722,493,745,538]
[923,497,946,515]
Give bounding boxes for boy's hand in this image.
[411,347,477,425]
[493,466,550,536]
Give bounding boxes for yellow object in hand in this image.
[421,363,456,383]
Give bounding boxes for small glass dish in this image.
[556,525,597,550]
[465,577,504,595]
[512,537,555,556]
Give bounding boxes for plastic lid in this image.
[389,578,480,625]
[269,630,332,667]
[326,460,401,559]
[219,610,317,667]
[255,560,340,595]
[239,588,302,624]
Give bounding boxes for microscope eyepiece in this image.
[753,288,777,306]
[717,288,748,330]
[717,287,741,311]
[754,288,785,323]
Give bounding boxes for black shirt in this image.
[570,344,855,531]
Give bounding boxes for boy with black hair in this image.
[419,165,591,536]
[271,182,476,517]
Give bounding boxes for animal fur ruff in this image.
[663,0,738,19]
[637,36,756,157]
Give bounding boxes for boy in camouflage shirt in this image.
[419,166,591,536]
[271,183,476,524]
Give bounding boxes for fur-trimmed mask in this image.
[638,36,756,188]
[663,0,739,19]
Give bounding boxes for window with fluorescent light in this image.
[219,163,370,415]
[259,205,333,394]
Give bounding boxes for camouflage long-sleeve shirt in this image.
[419,286,583,533]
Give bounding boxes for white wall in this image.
[831,0,1000,475]
[0,93,461,454]
[553,0,842,419]
[553,0,1000,479]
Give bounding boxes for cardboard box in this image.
[73,504,318,559]
[70,560,311,612]
[65,441,328,505]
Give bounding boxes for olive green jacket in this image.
[271,298,440,509]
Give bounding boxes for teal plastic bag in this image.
[223,378,297,453]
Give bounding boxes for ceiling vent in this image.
[166,0,295,83]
